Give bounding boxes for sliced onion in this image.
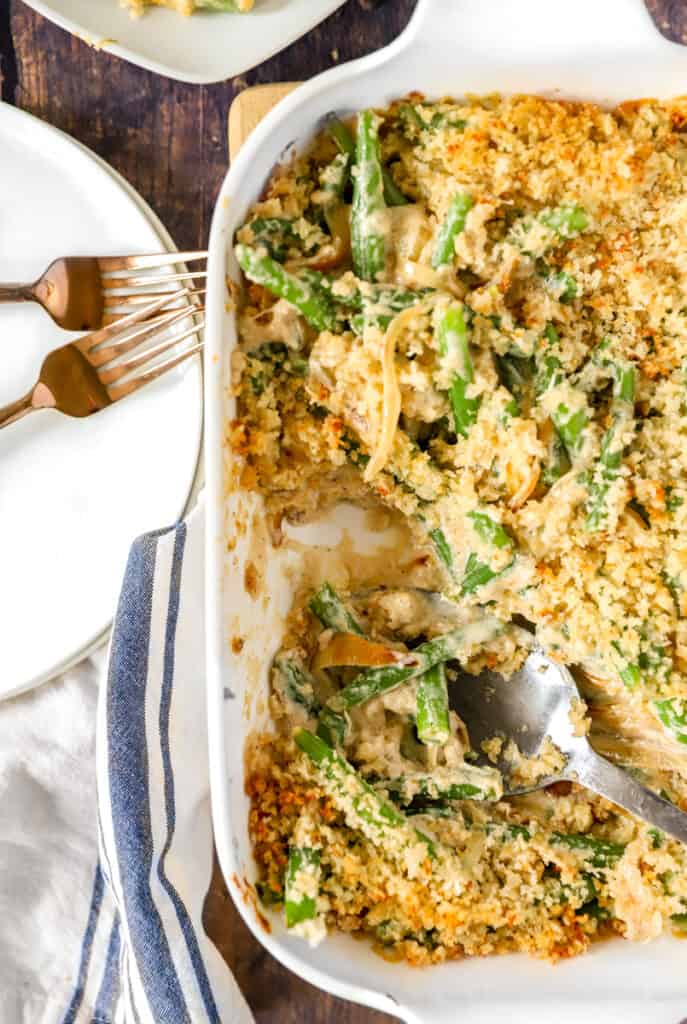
[313,633,408,670]
[364,307,413,481]
[285,206,351,273]
[399,259,465,298]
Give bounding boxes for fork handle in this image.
[0,383,56,429]
[574,748,687,844]
[0,283,35,304]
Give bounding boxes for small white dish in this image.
[0,102,203,701]
[21,0,346,84]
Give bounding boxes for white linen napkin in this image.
[0,506,254,1024]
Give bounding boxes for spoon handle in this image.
[0,282,33,304]
[574,748,687,844]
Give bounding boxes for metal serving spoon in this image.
[448,648,687,844]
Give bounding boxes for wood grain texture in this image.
[228,82,299,161]
[1,1,686,1020]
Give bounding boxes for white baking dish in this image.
[205,2,687,1019]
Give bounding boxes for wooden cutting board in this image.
[228,83,300,161]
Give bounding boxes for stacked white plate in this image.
[0,102,203,699]
[20,0,347,83]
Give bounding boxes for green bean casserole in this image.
[232,93,687,963]
[122,0,253,16]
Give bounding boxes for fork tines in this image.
[98,250,207,320]
[97,250,207,273]
[105,318,204,403]
[79,288,203,402]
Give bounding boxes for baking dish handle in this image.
[404,0,672,56]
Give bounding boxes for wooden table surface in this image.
[1,0,686,1019]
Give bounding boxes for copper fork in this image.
[0,251,207,331]
[0,290,203,430]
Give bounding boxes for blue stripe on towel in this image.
[106,527,190,1023]
[61,864,104,1024]
[124,959,144,1024]
[92,916,121,1023]
[157,524,221,1024]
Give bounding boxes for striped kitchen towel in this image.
[0,506,253,1024]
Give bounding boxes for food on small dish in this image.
[122,0,253,16]
[232,93,687,963]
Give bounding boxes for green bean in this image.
[416,663,450,744]
[274,658,321,716]
[536,325,590,460]
[555,406,589,457]
[435,304,480,437]
[538,203,588,239]
[544,268,578,303]
[611,361,636,403]
[460,512,515,596]
[509,204,587,254]
[541,425,571,487]
[246,341,308,395]
[294,729,440,863]
[551,832,626,869]
[648,827,664,849]
[284,846,321,929]
[662,569,683,618]
[255,881,283,907]
[428,519,470,592]
[551,873,599,911]
[351,110,388,281]
[350,286,428,335]
[247,217,296,261]
[380,169,410,208]
[384,764,503,803]
[535,354,563,397]
[328,116,356,158]
[578,897,611,921]
[316,706,348,749]
[309,582,364,635]
[665,488,684,514]
[329,621,501,711]
[400,103,467,135]
[467,510,512,549]
[585,362,636,531]
[327,115,408,207]
[610,642,641,691]
[339,431,370,470]
[432,192,474,269]
[612,634,671,692]
[504,824,531,841]
[405,804,455,819]
[428,526,467,599]
[461,552,502,595]
[235,244,336,333]
[196,0,251,8]
[653,698,687,745]
[429,527,454,572]
[495,353,534,416]
[319,153,351,239]
[535,326,563,392]
[319,152,350,203]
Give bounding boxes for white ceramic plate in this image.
[21,0,346,84]
[206,1,687,1022]
[0,102,203,701]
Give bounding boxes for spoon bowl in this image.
[450,649,687,844]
